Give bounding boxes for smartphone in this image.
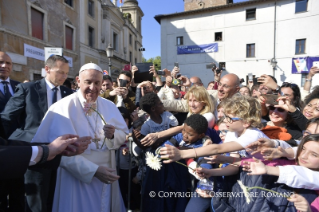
[313,61,319,68]
[253,77,261,85]
[261,94,278,105]
[215,68,222,74]
[174,62,179,68]
[206,63,216,69]
[157,70,165,76]
[119,79,128,87]
[248,73,253,81]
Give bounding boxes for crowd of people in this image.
[1,49,319,212]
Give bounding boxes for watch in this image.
[39,145,49,164]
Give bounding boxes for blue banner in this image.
[177,43,218,55]
[292,56,319,73]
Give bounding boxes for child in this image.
[243,134,319,212]
[160,95,270,161]
[139,92,178,146]
[136,93,188,212]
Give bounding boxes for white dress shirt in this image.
[0,77,14,95]
[45,78,61,107]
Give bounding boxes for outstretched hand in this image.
[245,138,275,156]
[242,157,267,175]
[288,194,312,212]
[261,146,287,160]
[159,144,182,163]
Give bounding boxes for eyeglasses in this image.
[223,114,242,124]
[302,130,312,137]
[268,105,285,113]
[219,130,228,136]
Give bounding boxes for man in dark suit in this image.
[0,52,20,113]
[0,134,91,180]
[1,55,73,212]
[0,52,22,211]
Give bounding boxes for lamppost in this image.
[271,58,277,77]
[106,43,114,77]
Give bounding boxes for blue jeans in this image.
[185,195,211,212]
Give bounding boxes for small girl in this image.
[243,134,319,212]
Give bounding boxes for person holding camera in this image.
[100,71,137,113]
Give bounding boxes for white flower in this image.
[145,152,162,171]
[83,102,97,116]
[237,180,252,204]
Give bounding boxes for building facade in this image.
[155,0,319,87]
[0,0,144,82]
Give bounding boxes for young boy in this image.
[138,92,178,148]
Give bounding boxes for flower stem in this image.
[248,186,290,198]
[91,107,107,125]
[175,161,195,171]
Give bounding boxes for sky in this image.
[120,0,246,60]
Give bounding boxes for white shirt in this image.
[224,128,269,158]
[29,146,39,166]
[45,78,61,107]
[140,111,178,135]
[0,77,14,95]
[277,165,319,190]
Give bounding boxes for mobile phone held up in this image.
[174,62,179,68]
[119,79,128,87]
[157,70,165,76]
[261,94,279,105]
[313,61,319,68]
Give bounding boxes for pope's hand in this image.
[103,124,115,139]
[140,132,158,146]
[62,136,92,157]
[48,134,91,160]
[94,166,120,184]
[159,144,182,163]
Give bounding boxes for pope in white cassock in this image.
[31,63,129,212]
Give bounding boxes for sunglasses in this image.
[219,130,228,136]
[268,105,285,113]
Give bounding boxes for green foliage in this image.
[144,56,161,70]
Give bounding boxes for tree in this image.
[144,56,161,70]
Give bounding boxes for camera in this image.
[206,63,216,69]
[174,62,179,68]
[240,78,245,84]
[157,70,165,76]
[215,68,222,74]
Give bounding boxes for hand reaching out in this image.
[242,157,267,175]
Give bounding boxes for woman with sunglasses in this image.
[261,104,302,146]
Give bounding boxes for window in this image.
[246,44,255,57]
[135,58,137,64]
[295,39,306,54]
[135,41,137,51]
[65,25,73,50]
[215,32,222,41]
[113,33,118,51]
[129,52,132,63]
[246,8,256,21]
[64,0,73,7]
[31,8,44,40]
[129,34,132,45]
[176,36,183,46]
[219,62,226,70]
[88,26,94,48]
[88,0,94,17]
[295,0,308,13]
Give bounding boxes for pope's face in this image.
[77,69,103,102]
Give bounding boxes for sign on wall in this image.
[24,44,45,61]
[44,47,63,62]
[292,57,319,74]
[177,43,218,55]
[23,44,73,67]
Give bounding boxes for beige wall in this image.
[184,0,228,11]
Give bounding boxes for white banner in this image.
[44,47,63,62]
[64,55,73,67]
[24,44,45,61]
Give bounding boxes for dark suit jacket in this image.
[1,78,73,142]
[0,79,20,112]
[0,137,31,180]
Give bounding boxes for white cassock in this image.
[31,90,129,212]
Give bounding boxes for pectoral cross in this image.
[92,135,101,149]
